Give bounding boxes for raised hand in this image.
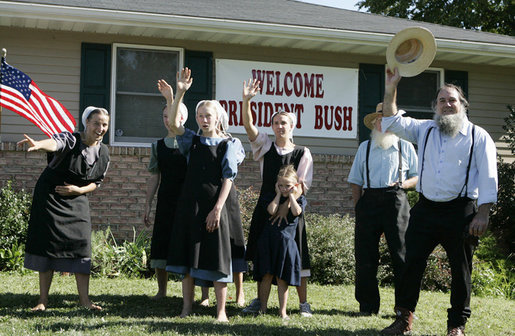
[176,67,193,93]
[17,134,39,152]
[386,67,401,88]
[242,78,260,101]
[157,79,174,101]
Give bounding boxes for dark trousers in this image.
[354,187,410,314]
[397,195,477,328]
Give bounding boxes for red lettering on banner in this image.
[324,105,334,130]
[284,72,293,97]
[275,71,283,96]
[334,106,342,130]
[252,70,266,94]
[343,106,353,131]
[304,73,314,98]
[293,73,302,97]
[265,71,275,95]
[251,69,325,98]
[314,105,323,129]
[314,105,353,131]
[316,74,324,98]
[263,102,274,127]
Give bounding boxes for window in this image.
[396,68,444,120]
[110,44,183,146]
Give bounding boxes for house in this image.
[1,0,514,238]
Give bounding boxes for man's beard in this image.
[434,110,466,137]
[371,129,399,150]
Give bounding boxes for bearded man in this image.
[380,68,498,336]
[348,102,418,316]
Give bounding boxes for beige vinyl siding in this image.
[0,28,81,142]
[1,27,513,161]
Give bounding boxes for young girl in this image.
[143,87,188,299]
[241,79,314,317]
[254,165,306,320]
[163,68,245,322]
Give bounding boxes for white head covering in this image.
[271,110,296,140]
[178,102,188,126]
[82,106,109,129]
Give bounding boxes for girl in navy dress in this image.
[254,164,305,320]
[144,87,188,299]
[241,79,314,317]
[164,68,245,322]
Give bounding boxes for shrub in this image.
[91,227,151,278]
[0,181,32,271]
[307,213,355,285]
[237,186,259,239]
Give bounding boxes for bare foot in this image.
[31,303,47,311]
[80,301,102,311]
[150,292,166,300]
[199,298,209,307]
[236,296,245,307]
[216,312,229,323]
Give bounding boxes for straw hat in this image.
[386,27,437,77]
[363,103,383,130]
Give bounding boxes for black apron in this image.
[25,133,109,259]
[150,139,187,261]
[167,135,234,276]
[246,143,310,270]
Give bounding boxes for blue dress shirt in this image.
[382,111,498,206]
[348,138,418,188]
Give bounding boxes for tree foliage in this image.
[357,0,515,36]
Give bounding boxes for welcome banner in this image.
[215,59,358,139]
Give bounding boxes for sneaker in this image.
[447,326,465,336]
[299,302,313,317]
[242,298,261,314]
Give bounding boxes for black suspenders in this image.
[365,139,403,189]
[419,124,476,197]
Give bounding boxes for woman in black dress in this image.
[241,79,315,317]
[18,106,110,311]
[164,68,245,322]
[144,95,188,299]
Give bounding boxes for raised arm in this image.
[17,134,57,152]
[383,67,401,117]
[242,78,261,141]
[161,68,193,135]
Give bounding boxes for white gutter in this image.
[0,1,514,63]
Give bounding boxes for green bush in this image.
[0,181,32,271]
[91,227,151,278]
[307,213,355,285]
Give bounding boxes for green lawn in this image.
[0,273,513,335]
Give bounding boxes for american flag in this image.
[0,58,76,137]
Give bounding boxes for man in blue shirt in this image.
[380,68,498,336]
[348,102,418,316]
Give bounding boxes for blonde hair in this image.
[195,100,230,137]
[277,164,298,184]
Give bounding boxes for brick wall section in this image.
[0,142,355,240]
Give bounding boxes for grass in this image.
[0,273,513,336]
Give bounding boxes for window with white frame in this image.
[111,44,183,146]
[396,68,444,120]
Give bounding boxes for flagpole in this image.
[0,48,5,142]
